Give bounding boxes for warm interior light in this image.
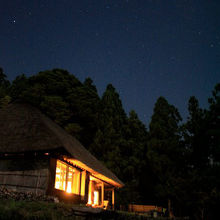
[54,160,83,195]
[87,176,104,207]
[88,196,92,204]
[80,171,86,196]
[87,179,92,204]
[55,167,60,189]
[66,181,72,193]
[72,169,80,194]
[55,161,66,191]
[94,191,99,206]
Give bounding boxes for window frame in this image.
[54,159,83,195]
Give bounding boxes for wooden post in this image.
[168,198,173,218]
[65,166,69,192]
[46,158,56,195]
[101,182,104,207]
[84,171,89,204]
[112,188,115,210]
[79,171,81,196]
[88,178,92,204]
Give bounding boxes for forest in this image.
[0,68,219,219]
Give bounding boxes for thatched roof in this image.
[0,103,123,187]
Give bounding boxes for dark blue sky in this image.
[1,0,219,125]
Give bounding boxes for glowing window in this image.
[72,169,80,194]
[66,167,74,193]
[55,160,67,191]
[80,171,86,196]
[54,160,85,196]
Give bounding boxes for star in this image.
[13,20,16,24]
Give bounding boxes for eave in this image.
[64,158,124,188]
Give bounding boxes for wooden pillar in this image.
[88,179,92,204]
[79,171,81,196]
[84,171,90,203]
[112,188,115,210]
[101,182,104,207]
[46,158,57,195]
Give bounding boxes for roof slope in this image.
[0,103,123,187]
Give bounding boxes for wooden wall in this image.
[0,157,50,194]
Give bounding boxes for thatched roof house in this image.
[0,103,123,208]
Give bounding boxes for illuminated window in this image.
[73,169,80,194]
[55,160,67,191]
[54,160,85,195]
[66,167,73,193]
[80,171,86,196]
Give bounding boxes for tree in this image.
[183,96,209,169]
[204,83,220,219]
[9,69,100,148]
[0,68,11,108]
[147,97,183,212]
[0,68,10,88]
[10,74,29,101]
[182,87,220,219]
[91,84,127,176]
[207,83,220,163]
[121,110,148,203]
[99,84,127,133]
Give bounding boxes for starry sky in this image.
[1,0,220,125]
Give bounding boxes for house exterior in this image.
[0,103,123,208]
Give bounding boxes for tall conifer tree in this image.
[91,84,127,176]
[147,97,182,209]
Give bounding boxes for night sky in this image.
[1,0,220,125]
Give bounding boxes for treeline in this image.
[0,68,219,219]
